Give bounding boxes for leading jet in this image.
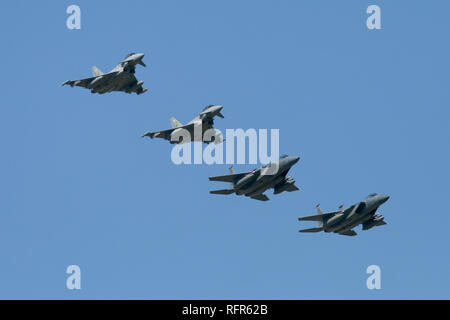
[142,105,225,144]
[62,53,148,95]
[298,193,390,236]
[209,155,300,201]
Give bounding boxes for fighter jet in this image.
[208,155,300,201]
[298,193,390,236]
[62,53,148,95]
[142,105,225,144]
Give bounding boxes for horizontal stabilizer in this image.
[285,184,299,192]
[338,230,357,236]
[299,227,324,233]
[210,189,234,195]
[250,194,269,201]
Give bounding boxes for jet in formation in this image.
[142,105,225,144]
[62,53,148,95]
[298,193,390,236]
[209,155,300,201]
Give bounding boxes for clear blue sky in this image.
[1,0,449,299]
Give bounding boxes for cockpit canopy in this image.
[202,105,215,112]
[367,193,378,198]
[262,155,289,168]
[124,53,136,59]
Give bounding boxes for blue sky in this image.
[0,0,449,299]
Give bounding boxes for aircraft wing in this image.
[62,77,96,88]
[298,211,340,222]
[142,123,195,142]
[299,203,356,222]
[62,72,117,89]
[299,227,324,233]
[121,73,147,94]
[209,171,251,183]
[250,194,269,201]
[338,229,357,236]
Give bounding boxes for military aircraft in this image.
[208,155,300,201]
[298,193,390,236]
[62,53,148,95]
[142,105,224,144]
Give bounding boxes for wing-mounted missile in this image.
[362,214,387,230]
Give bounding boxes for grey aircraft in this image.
[208,155,300,201]
[298,193,390,236]
[142,105,224,144]
[62,53,148,95]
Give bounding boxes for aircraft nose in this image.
[290,156,300,165]
[380,194,390,204]
[214,105,224,118]
[136,53,146,66]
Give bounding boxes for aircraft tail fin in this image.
[170,117,183,128]
[229,166,235,189]
[316,204,324,228]
[92,66,104,77]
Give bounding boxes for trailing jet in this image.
[298,194,390,236]
[62,53,148,95]
[142,105,224,144]
[208,155,300,201]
